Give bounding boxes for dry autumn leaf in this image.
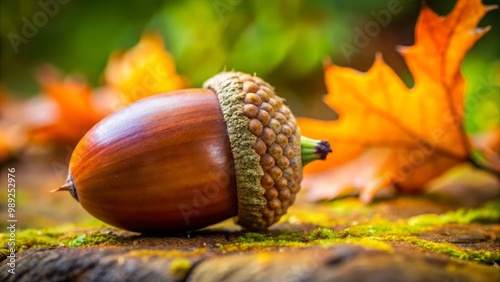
[22,33,187,148]
[298,0,499,203]
[0,136,10,162]
[104,33,188,104]
[0,119,26,163]
[0,90,12,161]
[30,67,107,145]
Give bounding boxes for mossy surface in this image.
[126,249,206,258]
[230,230,394,253]
[407,200,500,226]
[1,197,499,266]
[0,225,129,261]
[227,198,500,264]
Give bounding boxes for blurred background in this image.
[0,0,499,229]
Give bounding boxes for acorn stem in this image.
[301,136,332,166]
[52,173,79,202]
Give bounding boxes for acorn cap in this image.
[203,72,302,229]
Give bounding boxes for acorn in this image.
[53,72,331,233]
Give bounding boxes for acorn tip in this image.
[50,183,72,193]
[52,174,79,202]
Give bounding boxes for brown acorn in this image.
[53,72,331,233]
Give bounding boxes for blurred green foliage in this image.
[0,0,499,125]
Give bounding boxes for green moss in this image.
[68,235,87,247]
[282,210,341,226]
[345,219,404,237]
[234,231,305,248]
[230,228,393,253]
[408,200,500,226]
[345,219,428,238]
[338,238,393,253]
[235,232,269,243]
[308,228,336,240]
[230,228,497,264]
[328,197,373,216]
[65,231,121,247]
[227,200,500,264]
[127,249,206,258]
[0,247,10,258]
[170,258,193,276]
[0,225,128,260]
[274,231,307,243]
[383,235,500,265]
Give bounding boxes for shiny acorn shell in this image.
[68,89,238,233]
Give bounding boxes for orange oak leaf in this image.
[0,90,12,162]
[298,0,497,203]
[30,67,108,145]
[0,121,25,163]
[104,33,188,105]
[0,137,10,162]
